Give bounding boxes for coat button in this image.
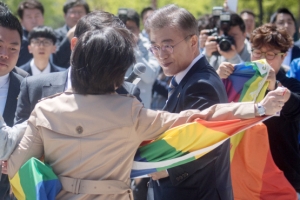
[76,126,83,134]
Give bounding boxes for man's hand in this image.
[199,30,209,49]
[216,62,234,79]
[218,44,238,60]
[1,161,7,174]
[204,36,218,57]
[148,170,169,180]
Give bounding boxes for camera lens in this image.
[216,35,235,52]
[219,39,232,51]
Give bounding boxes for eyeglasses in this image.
[149,35,193,56]
[251,49,285,60]
[31,39,53,47]
[67,10,85,16]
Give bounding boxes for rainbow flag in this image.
[10,158,62,200]
[223,60,269,103]
[225,60,296,199]
[131,116,269,178]
[132,59,296,199]
[131,60,272,178]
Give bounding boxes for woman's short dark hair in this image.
[74,11,125,38]
[145,4,198,37]
[17,0,44,19]
[250,23,293,52]
[71,28,136,95]
[28,26,57,44]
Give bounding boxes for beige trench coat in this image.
[8,91,255,200]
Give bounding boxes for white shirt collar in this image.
[65,67,72,91]
[30,59,51,76]
[0,73,9,87]
[174,53,202,84]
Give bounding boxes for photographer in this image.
[203,13,251,70]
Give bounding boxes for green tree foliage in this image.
[2,0,299,29]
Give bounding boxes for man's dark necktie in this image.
[168,76,178,98]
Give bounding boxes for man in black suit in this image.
[53,0,89,68]
[146,5,230,200]
[19,26,65,75]
[0,3,26,199]
[16,0,44,67]
[14,11,141,125]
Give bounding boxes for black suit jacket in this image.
[292,45,300,62]
[152,55,232,200]
[14,69,141,124]
[52,25,72,69]
[0,71,23,200]
[16,29,32,67]
[19,59,65,75]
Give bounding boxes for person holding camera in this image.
[203,13,251,70]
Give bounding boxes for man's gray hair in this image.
[145,4,198,38]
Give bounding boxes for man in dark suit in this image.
[16,0,44,67]
[0,3,26,199]
[18,26,65,75]
[53,0,89,69]
[146,5,231,200]
[14,11,141,125]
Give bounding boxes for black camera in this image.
[205,27,218,36]
[206,12,235,52]
[215,35,235,52]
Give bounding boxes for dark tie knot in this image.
[168,76,178,98]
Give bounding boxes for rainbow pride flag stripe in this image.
[131,60,271,178]
[10,158,62,200]
[131,116,269,178]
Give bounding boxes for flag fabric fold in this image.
[225,60,296,199]
[131,116,268,178]
[131,59,272,179]
[10,158,62,200]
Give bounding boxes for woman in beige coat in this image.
[7,27,286,200]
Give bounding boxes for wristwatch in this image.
[256,103,266,116]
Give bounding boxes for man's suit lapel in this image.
[50,63,56,73]
[162,58,203,112]
[22,62,32,75]
[3,72,22,126]
[42,70,68,97]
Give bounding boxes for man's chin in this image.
[0,67,12,77]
